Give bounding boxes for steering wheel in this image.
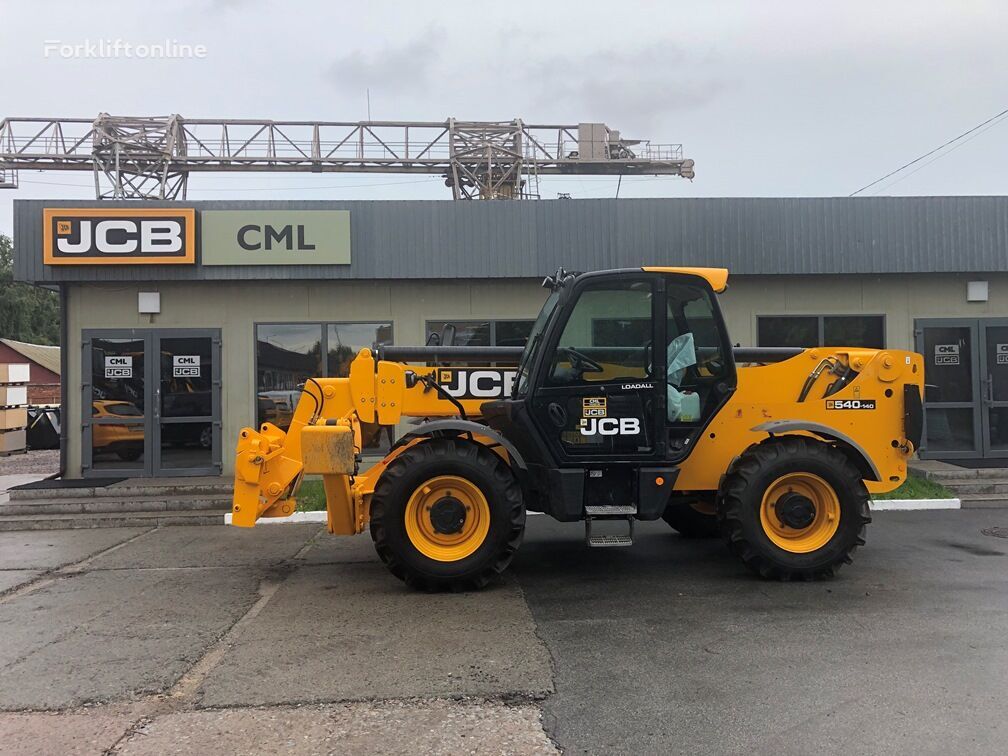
[559,346,604,374]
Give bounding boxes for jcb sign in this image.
[43,209,196,265]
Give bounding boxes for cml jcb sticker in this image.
[826,399,876,410]
[582,397,607,418]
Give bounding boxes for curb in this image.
[223,511,327,525]
[869,498,960,511]
[224,499,962,525]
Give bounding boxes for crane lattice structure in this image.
[0,114,694,200]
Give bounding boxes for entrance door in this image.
[979,319,1008,458]
[916,320,980,458]
[154,331,221,475]
[83,329,221,477]
[915,318,1008,460]
[85,333,149,474]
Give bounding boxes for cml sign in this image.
[201,210,351,266]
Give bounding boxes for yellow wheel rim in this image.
[759,472,840,554]
[404,475,491,562]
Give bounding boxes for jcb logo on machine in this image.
[826,399,876,410]
[582,397,607,418]
[43,208,196,265]
[579,417,641,435]
[438,368,516,399]
[934,344,960,366]
[997,344,1008,365]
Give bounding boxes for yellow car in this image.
[92,400,145,462]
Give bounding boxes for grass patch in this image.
[295,478,327,512]
[873,474,952,500]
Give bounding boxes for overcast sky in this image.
[2,0,1006,235]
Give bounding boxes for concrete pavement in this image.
[0,510,1005,753]
[515,511,1008,754]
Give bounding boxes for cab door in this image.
[529,274,664,464]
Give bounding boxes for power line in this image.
[849,107,1008,196]
[870,114,1008,195]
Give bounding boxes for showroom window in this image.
[425,320,535,348]
[255,322,392,436]
[757,315,885,349]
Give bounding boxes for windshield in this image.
[514,290,561,397]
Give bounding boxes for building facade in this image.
[13,197,1008,478]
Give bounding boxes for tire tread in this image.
[369,438,525,591]
[716,436,871,581]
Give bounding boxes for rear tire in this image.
[662,501,719,538]
[717,436,870,580]
[370,438,525,591]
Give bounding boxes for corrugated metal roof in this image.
[0,338,60,375]
[13,196,1008,284]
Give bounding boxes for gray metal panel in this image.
[13,196,1008,284]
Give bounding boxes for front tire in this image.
[370,438,525,591]
[717,436,870,580]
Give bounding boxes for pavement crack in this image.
[165,573,287,704]
[95,570,294,753]
[290,526,326,560]
[0,526,157,604]
[509,576,561,752]
[103,713,153,756]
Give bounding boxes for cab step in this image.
[586,533,634,547]
[585,510,635,547]
[584,504,637,516]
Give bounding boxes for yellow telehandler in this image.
[232,267,925,590]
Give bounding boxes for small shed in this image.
[0,339,61,405]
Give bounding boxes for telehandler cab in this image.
[232,267,925,590]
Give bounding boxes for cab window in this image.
[667,286,727,379]
[548,280,654,385]
[666,282,729,423]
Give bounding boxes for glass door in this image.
[83,329,221,477]
[85,334,149,474]
[915,320,980,459]
[154,331,221,476]
[980,319,1008,458]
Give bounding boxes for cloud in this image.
[525,43,731,133]
[326,33,441,99]
[208,0,262,9]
